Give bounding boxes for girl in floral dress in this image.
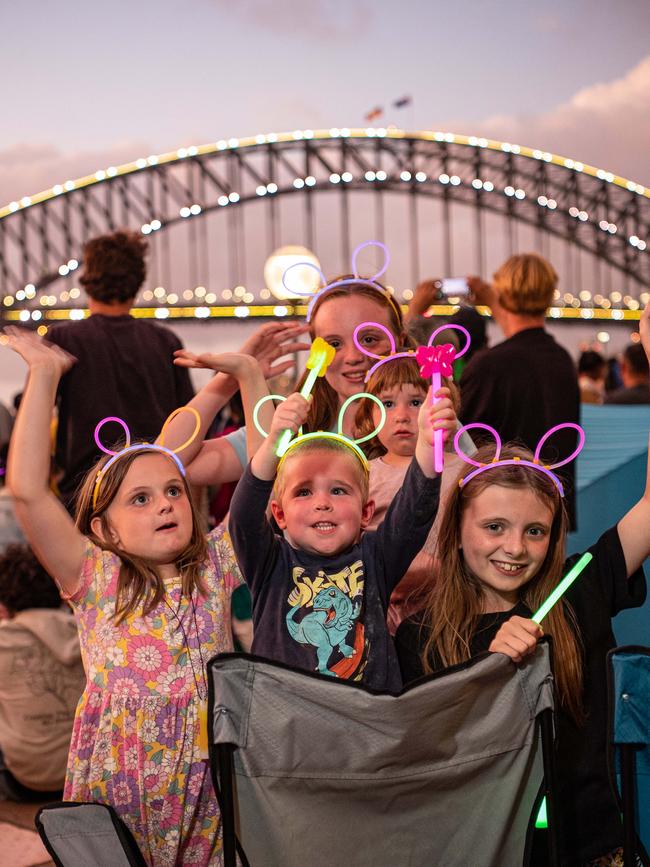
[4,330,247,866]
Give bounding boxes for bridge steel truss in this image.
[1,129,648,309]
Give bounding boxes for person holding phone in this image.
[460,253,580,529]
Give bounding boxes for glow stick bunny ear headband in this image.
[353,321,471,473]
[92,407,201,508]
[282,240,402,323]
[453,422,585,496]
[253,392,386,471]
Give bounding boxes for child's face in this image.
[373,383,425,458]
[459,484,554,612]
[93,453,193,567]
[271,451,374,557]
[312,295,394,401]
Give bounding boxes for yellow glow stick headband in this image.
[92,407,201,508]
[253,392,387,472]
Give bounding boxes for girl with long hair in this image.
[395,344,650,867]
[4,330,252,866]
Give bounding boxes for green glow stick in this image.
[276,338,335,457]
[532,552,593,624]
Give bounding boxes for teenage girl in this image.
[395,305,650,866]
[4,330,255,866]
[355,355,463,633]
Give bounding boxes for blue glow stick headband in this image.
[253,392,387,472]
[281,240,402,323]
[92,407,201,508]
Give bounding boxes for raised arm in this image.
[4,329,86,594]
[164,322,310,480]
[415,385,457,479]
[617,300,650,575]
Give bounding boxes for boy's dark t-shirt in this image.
[395,526,646,865]
[229,459,441,693]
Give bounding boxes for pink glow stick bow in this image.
[352,321,471,473]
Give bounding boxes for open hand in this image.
[488,615,543,663]
[1,327,76,377]
[173,349,259,377]
[237,322,311,379]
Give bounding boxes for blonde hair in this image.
[493,253,557,316]
[420,443,584,724]
[302,278,410,433]
[75,446,207,623]
[273,438,369,504]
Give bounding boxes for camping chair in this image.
[607,645,650,866]
[208,639,558,867]
[35,801,147,867]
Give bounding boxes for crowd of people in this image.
[0,230,648,867]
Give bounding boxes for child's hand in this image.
[237,322,311,379]
[418,386,456,447]
[174,349,258,377]
[1,327,75,376]
[639,300,650,363]
[269,392,310,444]
[488,616,543,663]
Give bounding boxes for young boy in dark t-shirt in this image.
[228,387,456,691]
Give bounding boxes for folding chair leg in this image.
[540,708,560,867]
[216,744,237,867]
[620,745,638,866]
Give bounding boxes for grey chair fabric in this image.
[36,801,146,867]
[208,641,554,867]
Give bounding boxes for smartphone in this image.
[438,277,469,297]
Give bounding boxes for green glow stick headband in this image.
[531,552,593,623]
[253,391,387,471]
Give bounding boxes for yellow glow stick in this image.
[276,338,336,457]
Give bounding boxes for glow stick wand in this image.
[531,552,593,623]
[276,337,336,457]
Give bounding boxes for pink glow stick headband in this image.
[354,321,471,473]
[92,407,201,508]
[281,241,401,323]
[252,391,386,471]
[453,422,586,496]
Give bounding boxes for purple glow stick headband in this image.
[252,391,387,470]
[281,240,401,323]
[92,407,201,508]
[453,422,586,495]
[353,321,471,473]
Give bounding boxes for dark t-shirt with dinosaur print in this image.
[229,459,441,692]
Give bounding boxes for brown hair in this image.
[420,443,584,723]
[303,278,409,433]
[273,437,369,504]
[75,447,207,623]
[354,356,458,459]
[80,230,148,303]
[493,253,557,316]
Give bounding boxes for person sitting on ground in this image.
[578,349,607,405]
[0,545,84,801]
[604,342,650,405]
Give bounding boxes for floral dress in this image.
[63,526,242,866]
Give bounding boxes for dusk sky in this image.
[3,0,650,206]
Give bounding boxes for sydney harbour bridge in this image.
[1,127,648,329]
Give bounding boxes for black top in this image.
[604,382,650,405]
[229,459,441,693]
[395,526,647,865]
[459,327,580,528]
[48,314,194,503]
